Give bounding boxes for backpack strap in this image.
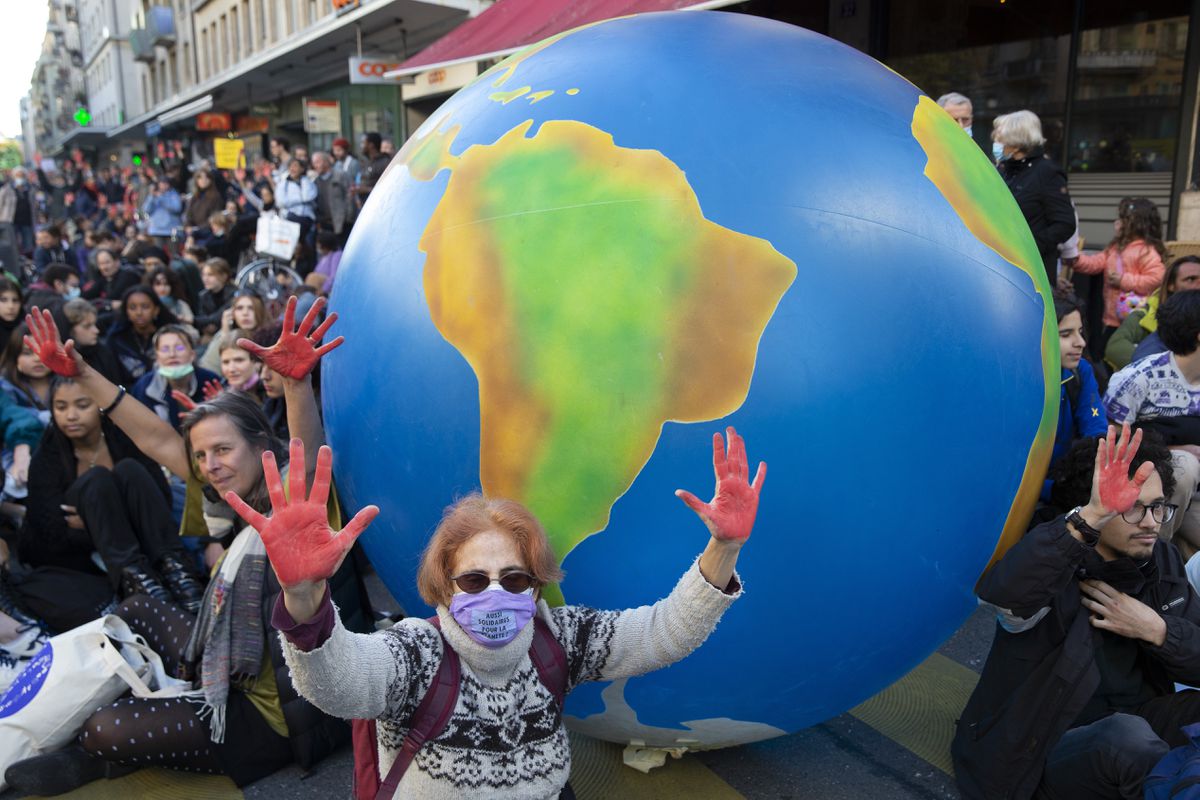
[375,617,460,800]
[529,616,568,709]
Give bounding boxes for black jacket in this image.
[998,147,1076,280]
[952,518,1200,799]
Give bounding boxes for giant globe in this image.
[323,11,1057,749]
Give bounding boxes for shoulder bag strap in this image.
[375,617,461,799]
[529,617,569,709]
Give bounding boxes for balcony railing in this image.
[146,5,176,47]
[130,28,155,62]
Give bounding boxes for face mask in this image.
[64,287,80,301]
[159,363,195,380]
[992,142,1008,163]
[963,126,973,139]
[449,585,536,648]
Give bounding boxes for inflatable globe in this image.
[324,11,1057,749]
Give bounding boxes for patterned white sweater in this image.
[279,559,741,799]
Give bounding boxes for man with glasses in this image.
[1105,290,1200,561]
[953,425,1200,800]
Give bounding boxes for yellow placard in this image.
[213,138,245,170]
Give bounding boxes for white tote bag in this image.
[0,614,195,789]
[255,212,301,260]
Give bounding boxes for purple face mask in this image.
[449,586,536,648]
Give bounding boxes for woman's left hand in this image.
[238,295,343,380]
[676,426,766,544]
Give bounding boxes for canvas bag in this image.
[1115,251,1148,321]
[0,614,194,790]
[254,212,301,261]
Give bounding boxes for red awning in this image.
[389,0,737,77]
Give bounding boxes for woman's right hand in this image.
[224,438,378,619]
[1084,424,1155,525]
[220,307,234,332]
[24,307,82,377]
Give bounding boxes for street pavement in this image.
[2,575,998,799]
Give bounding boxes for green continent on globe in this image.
[404,118,796,594]
[911,95,1059,573]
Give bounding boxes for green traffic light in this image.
[74,108,91,127]
[132,155,143,165]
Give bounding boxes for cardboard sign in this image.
[213,138,246,169]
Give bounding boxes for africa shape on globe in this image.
[323,11,1057,749]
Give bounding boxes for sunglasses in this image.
[450,571,537,595]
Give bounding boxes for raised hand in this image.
[24,307,81,377]
[172,390,197,413]
[1093,424,1156,515]
[238,295,342,380]
[224,438,378,589]
[201,378,223,401]
[676,426,766,544]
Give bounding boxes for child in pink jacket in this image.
[1073,197,1166,336]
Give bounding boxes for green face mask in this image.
[159,363,195,381]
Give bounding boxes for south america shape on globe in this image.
[324,10,1056,750]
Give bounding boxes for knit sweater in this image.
[278,559,740,799]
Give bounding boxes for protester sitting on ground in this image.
[0,278,22,351]
[193,210,233,265]
[200,290,266,375]
[307,231,341,294]
[52,299,126,385]
[252,325,288,441]
[3,299,369,795]
[992,110,1076,285]
[255,421,758,799]
[17,374,204,629]
[0,325,53,425]
[1104,290,1200,561]
[131,325,222,432]
[23,264,79,312]
[173,243,206,305]
[183,171,224,235]
[194,258,236,340]
[1073,197,1167,352]
[141,176,183,248]
[1043,295,1107,502]
[32,225,76,274]
[217,341,263,401]
[1106,255,1200,371]
[147,264,196,329]
[105,285,180,383]
[81,247,140,324]
[0,368,47,528]
[953,425,1199,800]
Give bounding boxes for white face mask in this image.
[963,126,973,139]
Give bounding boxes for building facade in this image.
[29,0,86,160]
[75,0,145,162]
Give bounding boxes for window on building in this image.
[243,0,252,54]
[231,7,241,62]
[284,0,294,36]
[201,28,210,79]
[183,40,191,85]
[170,52,179,96]
[220,15,228,73]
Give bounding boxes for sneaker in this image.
[4,743,135,796]
[0,651,23,694]
[1,623,48,661]
[156,554,205,615]
[118,562,173,606]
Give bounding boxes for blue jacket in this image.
[142,188,183,236]
[1042,359,1107,501]
[131,365,222,432]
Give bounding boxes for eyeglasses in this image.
[157,344,190,354]
[450,571,537,595]
[1121,502,1178,525]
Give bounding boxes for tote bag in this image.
[255,212,301,261]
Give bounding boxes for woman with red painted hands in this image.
[231,428,764,800]
[4,298,373,796]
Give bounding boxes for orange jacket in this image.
[1074,240,1164,328]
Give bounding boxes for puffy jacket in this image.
[142,189,183,236]
[952,518,1200,800]
[998,147,1076,282]
[1074,240,1165,329]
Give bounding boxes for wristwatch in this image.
[1066,506,1101,546]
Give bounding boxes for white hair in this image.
[936,92,972,110]
[992,110,1045,151]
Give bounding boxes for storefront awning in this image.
[384,0,743,79]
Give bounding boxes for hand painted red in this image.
[201,378,223,401]
[171,390,197,412]
[224,438,378,588]
[238,296,343,380]
[1095,423,1156,515]
[675,426,766,543]
[23,307,80,377]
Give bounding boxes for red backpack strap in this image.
[351,719,380,800]
[529,616,568,709]
[375,617,460,800]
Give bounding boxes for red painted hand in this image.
[171,390,197,412]
[23,307,80,377]
[1093,424,1156,515]
[201,378,223,401]
[238,296,342,380]
[675,426,766,543]
[224,438,378,588]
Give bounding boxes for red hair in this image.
[417,494,564,606]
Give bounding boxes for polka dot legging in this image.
[78,595,223,775]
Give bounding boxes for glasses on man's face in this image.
[450,571,536,595]
[157,344,189,355]
[1121,502,1178,525]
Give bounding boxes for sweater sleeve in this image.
[1119,243,1165,296]
[277,605,444,722]
[1035,171,1077,253]
[0,397,44,449]
[1073,362,1107,438]
[1104,311,1148,370]
[1073,250,1108,275]
[549,558,741,691]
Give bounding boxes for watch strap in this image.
[1067,506,1101,546]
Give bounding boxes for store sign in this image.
[250,103,279,115]
[196,112,232,132]
[402,61,479,102]
[303,98,341,133]
[349,56,409,85]
[235,115,270,133]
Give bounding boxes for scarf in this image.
[182,521,268,743]
[1078,548,1159,595]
